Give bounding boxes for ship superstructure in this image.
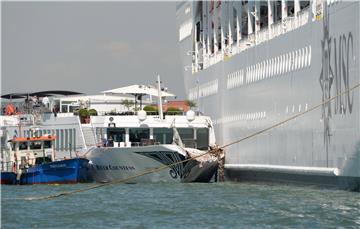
[177,0,360,190]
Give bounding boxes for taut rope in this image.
[17,82,360,201]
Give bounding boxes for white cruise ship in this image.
[176,1,360,190]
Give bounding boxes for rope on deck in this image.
[19,82,360,201]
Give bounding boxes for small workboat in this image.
[1,135,92,185]
[0,171,16,184]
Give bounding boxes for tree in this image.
[185,100,197,110]
[121,99,134,111]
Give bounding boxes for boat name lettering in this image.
[95,165,135,171]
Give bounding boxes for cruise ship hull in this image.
[177,1,360,190]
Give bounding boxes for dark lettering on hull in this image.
[319,3,356,166]
[94,165,135,171]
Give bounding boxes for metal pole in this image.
[157,75,164,120]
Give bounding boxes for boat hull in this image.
[1,172,16,185]
[85,145,218,183]
[19,158,92,185]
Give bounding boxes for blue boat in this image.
[1,134,93,185]
[0,171,16,185]
[20,158,91,185]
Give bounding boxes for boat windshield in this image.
[153,128,173,144]
[43,140,52,149]
[30,141,42,150]
[107,128,126,142]
[129,128,150,144]
[19,142,28,150]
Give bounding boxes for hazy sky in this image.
[1,1,185,98]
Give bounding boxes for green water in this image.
[1,182,359,228]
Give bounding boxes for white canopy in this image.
[102,84,175,97]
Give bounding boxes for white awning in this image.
[102,84,175,97]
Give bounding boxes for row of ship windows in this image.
[213,111,267,125]
[212,103,310,126]
[227,46,312,89]
[189,46,312,100]
[24,128,76,152]
[286,103,309,114]
[189,79,219,100]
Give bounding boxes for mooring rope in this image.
[16,82,360,201]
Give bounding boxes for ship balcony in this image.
[197,8,310,72]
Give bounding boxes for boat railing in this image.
[100,110,189,117]
[106,139,198,148]
[1,161,14,172]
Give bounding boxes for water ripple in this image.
[1,182,359,228]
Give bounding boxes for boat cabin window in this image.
[196,128,209,150]
[153,128,173,144]
[178,128,195,148]
[107,128,126,142]
[43,140,52,149]
[178,128,194,140]
[30,141,42,150]
[129,128,150,143]
[19,142,28,150]
[35,156,52,165]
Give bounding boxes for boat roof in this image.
[102,84,175,97]
[9,135,57,143]
[1,90,82,99]
[57,94,133,102]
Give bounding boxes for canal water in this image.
[1,182,359,228]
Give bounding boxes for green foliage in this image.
[121,99,134,111]
[166,107,182,115]
[143,105,157,112]
[78,108,89,117]
[143,105,158,114]
[185,100,197,109]
[88,109,98,116]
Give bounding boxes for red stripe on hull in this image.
[1,180,15,185]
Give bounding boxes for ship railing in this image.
[202,55,210,69]
[238,39,251,53]
[209,52,223,66]
[199,8,310,70]
[270,22,283,39]
[1,161,15,172]
[298,9,309,27]
[230,44,238,56]
[283,17,295,33]
[257,28,269,44]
